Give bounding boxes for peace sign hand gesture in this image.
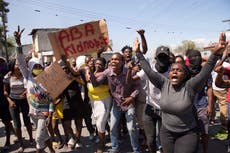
[14,25,25,46]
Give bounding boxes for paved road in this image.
[0,116,228,153]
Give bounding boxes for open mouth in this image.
[171,75,178,82]
[126,56,131,60]
[111,63,117,68]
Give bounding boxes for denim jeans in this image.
[110,103,140,153]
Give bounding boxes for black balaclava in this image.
[155,53,170,73]
[187,49,202,76]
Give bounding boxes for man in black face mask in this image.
[127,45,171,153]
[187,49,203,76]
[155,46,171,73]
[186,49,213,153]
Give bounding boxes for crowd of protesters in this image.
[0,26,229,153]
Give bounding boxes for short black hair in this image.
[121,45,132,53]
[95,57,106,66]
[112,52,125,62]
[175,55,185,63]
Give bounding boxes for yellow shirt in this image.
[87,82,110,101]
[52,99,64,120]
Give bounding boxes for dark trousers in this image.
[160,125,199,153]
[9,98,31,129]
[142,104,162,152]
[83,102,95,134]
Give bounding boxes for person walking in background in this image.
[3,58,33,152]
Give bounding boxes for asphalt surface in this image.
[0,115,228,153]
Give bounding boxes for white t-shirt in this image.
[136,62,169,109]
[212,61,230,91]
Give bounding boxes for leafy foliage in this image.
[0,0,13,59]
[0,0,9,13]
[173,40,203,55]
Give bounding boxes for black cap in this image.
[156,46,170,57]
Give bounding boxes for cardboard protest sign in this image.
[48,19,109,60]
[35,61,73,99]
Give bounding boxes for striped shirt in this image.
[3,75,26,99]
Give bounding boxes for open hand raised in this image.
[213,32,228,55]
[133,37,140,53]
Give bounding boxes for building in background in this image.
[29,28,59,64]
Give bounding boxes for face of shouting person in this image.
[110,53,125,74]
[123,48,133,62]
[169,63,186,88]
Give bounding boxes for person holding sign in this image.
[134,32,228,153]
[14,26,55,153]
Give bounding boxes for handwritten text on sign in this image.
[48,19,109,57]
[35,62,72,99]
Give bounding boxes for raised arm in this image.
[125,60,140,84]
[89,68,108,87]
[215,65,230,88]
[134,38,165,89]
[189,32,228,91]
[14,26,29,79]
[137,29,148,54]
[206,80,213,117]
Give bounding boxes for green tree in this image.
[182,40,196,55]
[0,0,10,60]
[0,25,14,58]
[0,0,9,13]
[173,40,203,56]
